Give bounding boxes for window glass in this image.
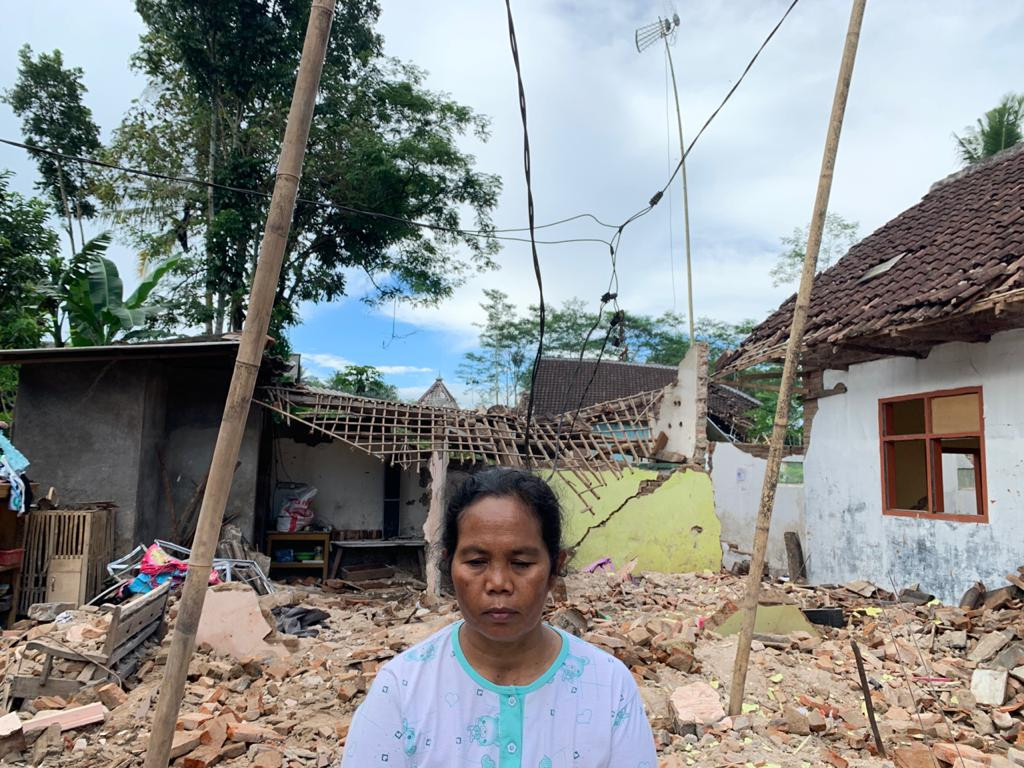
[888,439,928,510]
[779,461,804,485]
[885,398,925,436]
[931,393,980,435]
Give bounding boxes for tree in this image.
[457,290,758,407]
[325,365,398,401]
[4,46,103,253]
[0,171,60,422]
[457,290,534,407]
[770,213,859,287]
[955,93,1024,165]
[33,233,177,347]
[102,0,500,339]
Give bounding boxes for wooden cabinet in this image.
[266,531,331,582]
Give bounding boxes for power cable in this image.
[503,0,545,466]
[654,0,800,199]
[0,137,612,248]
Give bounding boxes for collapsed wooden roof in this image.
[257,384,667,505]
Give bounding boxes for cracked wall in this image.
[551,468,722,573]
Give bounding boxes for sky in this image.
[2,1,1023,404]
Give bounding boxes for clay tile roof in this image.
[719,143,1024,373]
[416,377,459,409]
[530,357,759,439]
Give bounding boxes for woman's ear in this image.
[554,549,568,577]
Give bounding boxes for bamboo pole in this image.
[142,2,336,765]
[727,0,867,717]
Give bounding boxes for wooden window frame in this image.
[878,386,987,523]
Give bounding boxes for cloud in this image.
[376,365,434,376]
[301,353,433,378]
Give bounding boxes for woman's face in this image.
[451,495,555,644]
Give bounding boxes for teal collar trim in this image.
[452,620,569,695]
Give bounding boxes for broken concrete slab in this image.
[27,602,76,622]
[23,703,107,733]
[195,584,289,661]
[968,630,1014,663]
[971,668,1008,707]
[670,681,725,727]
[992,641,1024,670]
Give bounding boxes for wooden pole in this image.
[142,2,336,765]
[851,640,887,757]
[727,0,866,717]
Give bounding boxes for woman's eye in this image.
[467,559,487,566]
[512,561,534,568]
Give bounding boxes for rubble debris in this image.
[0,565,1019,767]
[23,703,107,733]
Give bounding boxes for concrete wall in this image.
[157,360,262,544]
[11,357,262,555]
[13,361,151,554]
[272,439,429,535]
[710,442,805,575]
[552,468,722,573]
[804,328,1024,603]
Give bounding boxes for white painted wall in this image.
[711,442,806,574]
[804,329,1024,603]
[274,439,428,535]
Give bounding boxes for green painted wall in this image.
[551,469,722,573]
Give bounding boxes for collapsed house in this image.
[719,143,1024,603]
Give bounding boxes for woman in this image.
[340,468,658,767]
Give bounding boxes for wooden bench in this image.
[3,582,170,707]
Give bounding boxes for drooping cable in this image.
[503,0,545,466]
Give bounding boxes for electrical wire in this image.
[0,137,613,248]
[654,0,800,200]
[503,0,545,466]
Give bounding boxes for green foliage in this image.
[955,93,1024,165]
[770,213,859,287]
[323,365,399,401]
[0,171,60,422]
[38,233,178,347]
[744,380,803,446]
[457,289,758,407]
[458,290,534,407]
[102,0,500,337]
[3,46,102,223]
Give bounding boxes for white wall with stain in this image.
[710,442,805,575]
[804,328,1024,603]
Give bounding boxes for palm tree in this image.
[955,93,1024,165]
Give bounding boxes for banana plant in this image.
[43,232,179,346]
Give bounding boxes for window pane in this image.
[885,399,925,436]
[931,393,980,435]
[779,461,804,485]
[936,438,981,516]
[957,468,976,489]
[887,439,929,510]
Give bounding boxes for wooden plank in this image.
[7,675,88,702]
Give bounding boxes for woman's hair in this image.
[443,468,562,575]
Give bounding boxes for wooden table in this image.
[266,531,331,582]
[329,538,427,580]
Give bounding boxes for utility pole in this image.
[635,14,695,345]
[143,2,336,765]
[728,0,867,717]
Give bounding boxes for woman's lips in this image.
[483,608,517,622]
